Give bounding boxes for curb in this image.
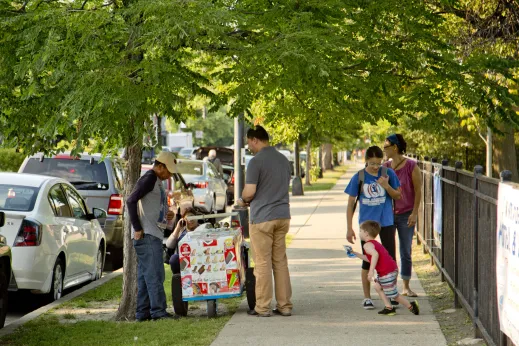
[0,268,123,338]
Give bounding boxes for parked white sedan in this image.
[0,173,106,301]
[176,160,227,213]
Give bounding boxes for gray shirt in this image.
[246,146,291,224]
[127,170,168,240]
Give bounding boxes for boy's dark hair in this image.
[246,125,269,142]
[360,220,381,238]
[386,134,407,154]
[365,146,384,160]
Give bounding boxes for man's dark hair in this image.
[246,125,269,142]
[154,160,166,168]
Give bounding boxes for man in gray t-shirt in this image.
[237,125,293,317]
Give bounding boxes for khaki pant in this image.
[250,219,293,314]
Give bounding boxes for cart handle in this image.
[185,212,238,221]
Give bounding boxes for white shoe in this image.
[362,298,375,310]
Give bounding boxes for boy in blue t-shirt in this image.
[345,146,401,310]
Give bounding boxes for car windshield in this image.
[177,162,204,176]
[0,184,39,211]
[179,149,193,157]
[22,158,110,190]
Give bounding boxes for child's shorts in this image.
[376,270,399,298]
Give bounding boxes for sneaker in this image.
[378,307,396,316]
[409,300,420,315]
[273,309,292,317]
[152,312,181,321]
[362,298,375,310]
[247,309,271,317]
[391,299,400,308]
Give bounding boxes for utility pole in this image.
[232,113,248,237]
[292,140,303,195]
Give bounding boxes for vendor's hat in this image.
[156,151,178,174]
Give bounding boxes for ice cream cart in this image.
[170,212,255,318]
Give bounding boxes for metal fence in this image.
[413,156,518,346]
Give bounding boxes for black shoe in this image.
[378,307,396,316]
[390,299,399,307]
[247,309,271,317]
[362,298,375,310]
[273,309,292,317]
[153,312,181,321]
[409,301,420,315]
[136,316,151,322]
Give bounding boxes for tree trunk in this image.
[318,145,323,178]
[156,115,162,147]
[323,143,333,171]
[492,125,519,182]
[305,140,312,186]
[115,141,142,321]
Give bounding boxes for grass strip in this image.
[412,242,486,346]
[1,267,243,346]
[292,165,350,192]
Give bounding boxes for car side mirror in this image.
[0,212,4,227]
[92,208,107,219]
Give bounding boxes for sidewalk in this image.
[212,164,447,346]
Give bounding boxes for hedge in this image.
[0,149,25,172]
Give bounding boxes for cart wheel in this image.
[171,274,188,316]
[207,299,217,318]
[245,268,256,311]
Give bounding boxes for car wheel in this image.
[211,196,217,214]
[94,246,105,281]
[218,195,227,213]
[207,299,217,318]
[49,258,64,301]
[171,274,188,316]
[104,245,123,271]
[0,263,9,329]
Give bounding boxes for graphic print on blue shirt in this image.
[344,168,400,227]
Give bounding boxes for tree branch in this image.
[291,88,315,112]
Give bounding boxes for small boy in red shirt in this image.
[349,220,420,316]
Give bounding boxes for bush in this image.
[310,166,321,183]
[0,149,25,172]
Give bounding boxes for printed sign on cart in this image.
[178,229,244,299]
[496,183,519,345]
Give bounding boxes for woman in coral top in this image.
[383,134,422,297]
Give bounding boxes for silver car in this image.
[176,159,227,213]
[178,147,197,159]
[18,153,125,269]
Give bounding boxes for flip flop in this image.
[402,292,418,297]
